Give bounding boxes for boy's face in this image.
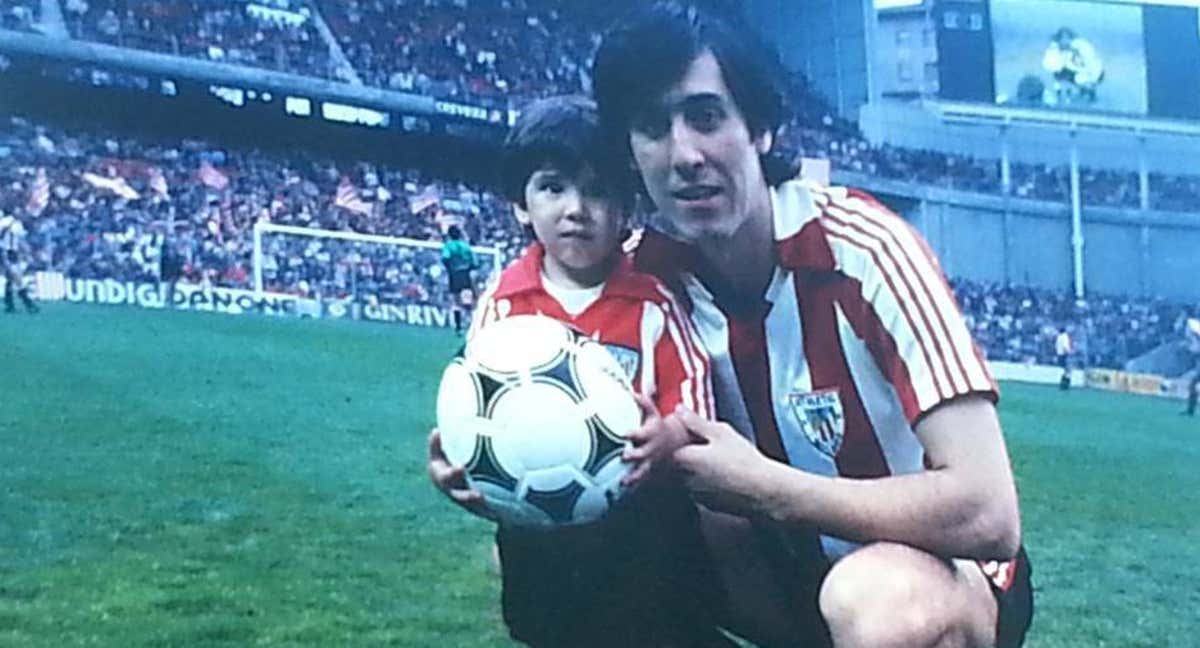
[515,164,626,287]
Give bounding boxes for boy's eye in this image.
[631,111,669,140]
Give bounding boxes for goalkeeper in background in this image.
[440,225,476,334]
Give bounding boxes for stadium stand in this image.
[2,111,1194,371]
[0,0,39,32]
[64,0,342,80]
[28,0,1200,209]
[3,0,1199,369]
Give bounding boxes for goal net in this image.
[252,222,503,328]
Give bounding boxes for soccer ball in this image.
[436,315,640,527]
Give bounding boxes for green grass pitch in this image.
[2,305,1197,646]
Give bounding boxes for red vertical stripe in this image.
[795,275,891,479]
[726,310,790,464]
[841,194,977,392]
[823,212,953,400]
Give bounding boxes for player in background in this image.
[440,225,477,335]
[0,210,38,314]
[427,95,727,647]
[1042,27,1104,105]
[1055,326,1073,391]
[594,2,1031,646]
[1183,315,1200,417]
[159,235,185,309]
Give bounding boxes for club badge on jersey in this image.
[601,343,640,384]
[786,388,845,459]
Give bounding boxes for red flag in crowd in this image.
[198,160,230,190]
[148,166,170,198]
[82,171,141,200]
[334,177,373,216]
[26,167,49,216]
[408,185,440,214]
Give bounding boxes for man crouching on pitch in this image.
[593,2,1034,646]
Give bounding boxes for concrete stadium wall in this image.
[841,171,1200,301]
[859,100,1200,175]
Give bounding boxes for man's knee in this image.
[819,543,991,648]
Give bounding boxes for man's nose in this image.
[669,118,705,178]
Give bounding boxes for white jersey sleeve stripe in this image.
[466,275,502,341]
[824,202,970,395]
[821,208,956,398]
[659,302,698,414]
[638,301,663,405]
[823,223,950,411]
[843,195,992,392]
[659,285,714,419]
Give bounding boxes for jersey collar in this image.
[634,179,838,277]
[494,242,663,303]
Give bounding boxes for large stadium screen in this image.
[990,0,1149,113]
[1143,2,1200,119]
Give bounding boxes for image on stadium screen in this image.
[991,0,1148,114]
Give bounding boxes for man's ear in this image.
[754,129,774,156]
[512,203,531,226]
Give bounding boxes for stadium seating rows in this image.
[1,115,1193,369]
[21,0,1194,209]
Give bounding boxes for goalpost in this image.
[252,222,503,310]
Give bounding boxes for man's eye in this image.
[686,105,723,132]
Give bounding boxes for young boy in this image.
[427,96,729,647]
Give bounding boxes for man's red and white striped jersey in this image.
[635,180,1000,562]
[471,243,714,419]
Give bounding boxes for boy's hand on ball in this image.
[621,393,692,488]
[427,429,497,521]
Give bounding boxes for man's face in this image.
[627,50,773,243]
[515,163,625,284]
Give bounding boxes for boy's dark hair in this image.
[500,95,634,211]
[593,0,796,186]
[446,225,463,240]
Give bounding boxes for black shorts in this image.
[754,530,1033,648]
[3,250,15,264]
[496,481,729,647]
[448,270,473,294]
[993,547,1035,648]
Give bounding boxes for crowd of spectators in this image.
[952,279,1192,369]
[3,0,1195,210]
[0,0,39,31]
[2,114,1195,370]
[62,0,343,80]
[0,115,526,304]
[317,0,611,105]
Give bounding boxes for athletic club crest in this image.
[601,343,641,383]
[786,388,845,459]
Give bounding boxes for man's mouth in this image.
[671,185,722,202]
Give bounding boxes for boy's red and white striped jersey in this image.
[470,242,714,419]
[634,180,1001,563]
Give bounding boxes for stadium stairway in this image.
[1127,340,1195,377]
